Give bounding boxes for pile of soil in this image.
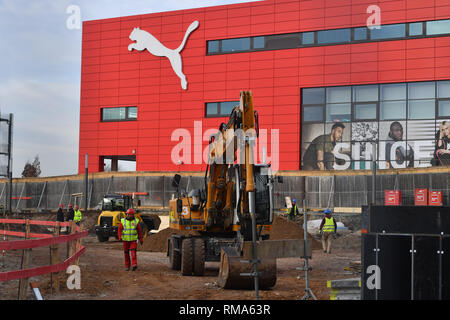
[139,228,199,252]
[269,215,322,249]
[139,214,321,252]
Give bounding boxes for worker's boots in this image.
[132,265,137,271]
[125,267,130,271]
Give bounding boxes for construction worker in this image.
[73,205,82,226]
[319,208,337,254]
[287,198,299,221]
[118,208,144,271]
[56,204,65,223]
[66,204,74,222]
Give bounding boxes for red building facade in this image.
[79,0,450,173]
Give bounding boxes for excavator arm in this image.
[204,91,259,235]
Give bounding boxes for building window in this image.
[408,100,435,119]
[426,19,450,36]
[207,19,450,55]
[101,107,138,122]
[354,27,368,41]
[301,80,450,171]
[205,101,239,117]
[303,88,325,105]
[207,40,220,53]
[266,33,301,50]
[221,37,250,53]
[326,103,351,122]
[370,23,406,40]
[303,106,324,122]
[380,101,406,120]
[438,100,450,117]
[409,22,424,36]
[317,28,351,44]
[354,103,378,121]
[302,32,315,45]
[253,36,265,49]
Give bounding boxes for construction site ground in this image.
[0,212,361,300]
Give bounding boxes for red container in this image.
[385,190,402,206]
[429,191,443,206]
[414,188,428,206]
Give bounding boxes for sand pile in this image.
[269,214,322,249]
[139,213,321,252]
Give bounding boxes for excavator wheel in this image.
[169,238,181,270]
[218,247,277,289]
[181,237,206,276]
[181,238,194,276]
[193,238,205,276]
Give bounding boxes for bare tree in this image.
[22,155,41,177]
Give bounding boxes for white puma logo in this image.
[128,21,200,90]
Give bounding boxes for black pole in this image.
[7,114,13,215]
[372,143,376,205]
[85,154,88,213]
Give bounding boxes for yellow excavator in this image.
[167,91,310,290]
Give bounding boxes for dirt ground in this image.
[0,212,361,300]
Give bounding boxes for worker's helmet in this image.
[68,204,73,208]
[59,204,63,208]
[74,205,79,210]
[126,208,135,215]
[324,208,331,214]
[292,198,296,203]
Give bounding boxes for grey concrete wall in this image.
[1,172,449,212]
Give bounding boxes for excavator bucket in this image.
[218,247,277,289]
[217,239,311,290]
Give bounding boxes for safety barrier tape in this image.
[0,246,86,282]
[0,231,88,251]
[0,219,72,227]
[1,230,53,240]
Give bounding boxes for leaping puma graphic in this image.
[128,21,200,90]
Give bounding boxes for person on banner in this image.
[287,198,299,221]
[435,121,450,166]
[303,122,345,170]
[385,121,414,168]
[118,208,144,271]
[319,208,337,254]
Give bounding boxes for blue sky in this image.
[0,0,257,177]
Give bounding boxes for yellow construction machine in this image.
[167,91,310,290]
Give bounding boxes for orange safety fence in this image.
[0,219,88,282]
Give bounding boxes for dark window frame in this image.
[205,101,240,118]
[101,106,138,122]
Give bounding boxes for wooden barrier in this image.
[0,219,88,299]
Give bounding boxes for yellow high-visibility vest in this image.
[322,217,335,233]
[74,210,82,222]
[121,218,139,241]
[288,205,298,216]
